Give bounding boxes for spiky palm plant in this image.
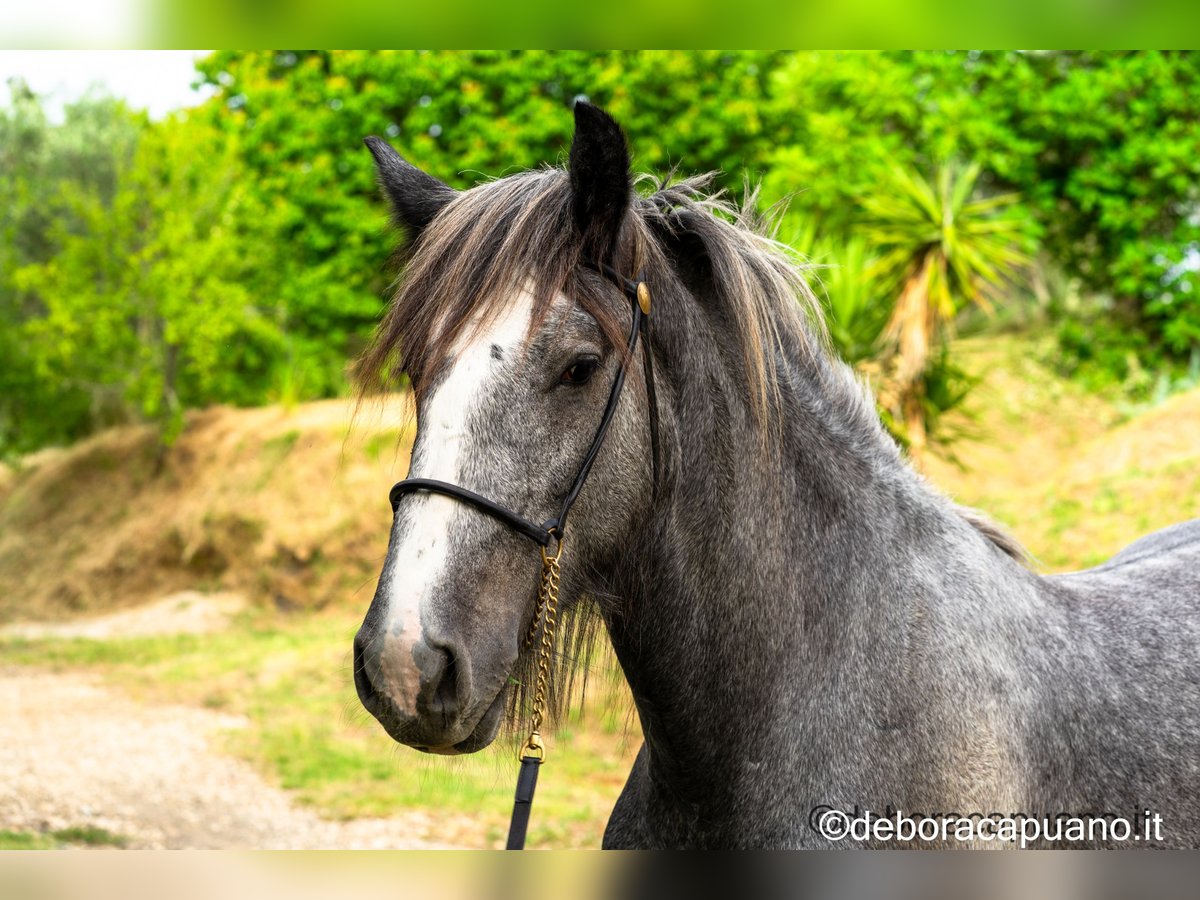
[861,161,1035,455]
[789,223,889,365]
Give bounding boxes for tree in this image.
[860,161,1036,452]
[0,83,142,455]
[13,114,280,451]
[191,50,788,396]
[763,51,1200,388]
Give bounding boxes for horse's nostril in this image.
[414,639,460,719]
[434,650,458,718]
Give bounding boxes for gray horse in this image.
[352,102,1200,848]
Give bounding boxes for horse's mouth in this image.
[415,684,508,755]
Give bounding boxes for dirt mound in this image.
[0,397,412,623]
[4,338,1198,619]
[924,336,1200,571]
[1059,389,1200,486]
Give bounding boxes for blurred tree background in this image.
[3,50,1199,459]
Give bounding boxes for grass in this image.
[0,827,128,849]
[0,830,56,850]
[0,606,637,848]
[360,429,406,463]
[48,826,129,848]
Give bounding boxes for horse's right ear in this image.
[364,136,457,237]
[569,102,632,264]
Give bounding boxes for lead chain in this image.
[520,538,563,761]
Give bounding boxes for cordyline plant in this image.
[861,160,1037,457]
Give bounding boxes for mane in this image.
[354,168,828,438]
[354,163,1028,730]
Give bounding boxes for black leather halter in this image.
[388,257,659,546]
[385,256,658,852]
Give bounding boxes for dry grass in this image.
[0,397,413,623]
[923,335,1200,571]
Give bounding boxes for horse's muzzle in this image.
[352,626,504,753]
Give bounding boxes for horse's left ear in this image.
[364,136,457,238]
[569,102,632,263]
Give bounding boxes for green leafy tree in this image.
[13,114,280,451]
[764,51,1200,388]
[192,50,788,397]
[0,83,142,454]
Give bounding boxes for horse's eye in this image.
[560,358,600,386]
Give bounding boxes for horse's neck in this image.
[601,310,1023,808]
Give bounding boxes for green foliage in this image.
[0,83,143,454]
[763,51,1200,387]
[788,220,886,362]
[188,50,788,400]
[859,161,1035,452]
[11,111,280,448]
[861,161,1036,321]
[4,52,1199,457]
[799,234,887,366]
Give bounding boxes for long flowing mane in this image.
[356,169,826,433]
[355,165,1025,730]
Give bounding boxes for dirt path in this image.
[0,591,247,641]
[0,669,454,849]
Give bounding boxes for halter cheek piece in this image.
[384,256,659,850]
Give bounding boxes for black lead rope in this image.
[506,754,542,849]
[387,256,657,850]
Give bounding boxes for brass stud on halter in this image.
[637,282,652,315]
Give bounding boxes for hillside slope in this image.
[924,336,1200,571]
[0,397,412,623]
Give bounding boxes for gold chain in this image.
[519,537,563,762]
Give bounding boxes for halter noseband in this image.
[387,256,660,546]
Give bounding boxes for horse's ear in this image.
[569,102,632,263]
[364,136,457,237]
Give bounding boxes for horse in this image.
[351,102,1200,848]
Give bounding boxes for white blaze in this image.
[376,293,534,707]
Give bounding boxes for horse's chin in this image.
[420,685,507,756]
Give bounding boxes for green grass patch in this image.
[360,429,405,463]
[0,827,129,849]
[51,826,128,847]
[0,830,57,850]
